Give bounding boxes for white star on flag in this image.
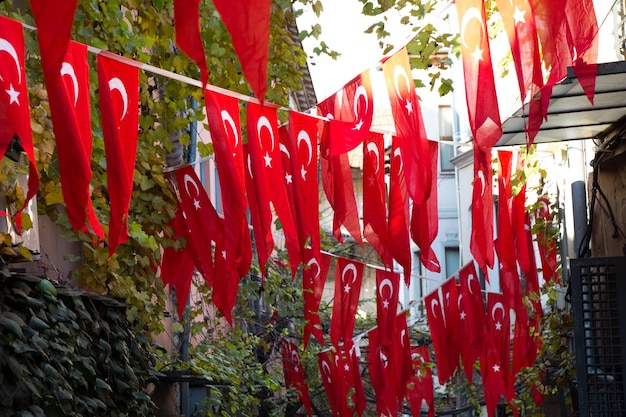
[300,166,307,180]
[193,199,201,210]
[222,250,227,259]
[404,100,413,115]
[344,283,351,293]
[492,364,501,372]
[383,299,389,309]
[471,45,484,64]
[495,321,502,330]
[6,84,20,105]
[263,152,272,167]
[460,311,466,320]
[513,6,526,25]
[285,173,292,184]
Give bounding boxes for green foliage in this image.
[0,272,157,417]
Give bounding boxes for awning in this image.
[496,61,626,147]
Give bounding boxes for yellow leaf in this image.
[44,188,64,206]
[0,232,12,246]
[17,245,32,260]
[2,246,17,256]
[20,213,32,230]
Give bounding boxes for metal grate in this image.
[571,257,626,417]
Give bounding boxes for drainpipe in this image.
[568,140,589,258]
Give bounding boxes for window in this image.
[444,246,460,278]
[439,105,455,172]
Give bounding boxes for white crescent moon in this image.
[467,273,476,295]
[491,301,505,321]
[460,7,486,50]
[306,256,321,280]
[400,329,407,347]
[297,130,313,165]
[353,85,369,121]
[457,293,464,310]
[60,62,79,106]
[393,64,410,101]
[183,173,199,199]
[430,299,439,319]
[256,116,275,151]
[477,169,486,196]
[366,142,380,174]
[539,199,549,212]
[321,360,332,383]
[108,77,129,120]
[280,143,290,158]
[247,154,254,179]
[393,147,404,175]
[342,263,358,284]
[0,38,22,84]
[378,278,393,299]
[220,109,239,149]
[380,350,388,367]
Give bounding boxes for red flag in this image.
[565,0,599,104]
[318,350,341,417]
[382,47,432,204]
[212,0,270,101]
[391,312,413,405]
[159,207,195,321]
[0,16,39,232]
[98,54,139,256]
[329,257,364,347]
[480,342,508,417]
[174,0,208,89]
[535,196,559,285]
[375,269,400,347]
[29,1,76,71]
[289,111,322,256]
[367,328,398,417]
[212,233,240,325]
[34,39,104,239]
[363,132,390,265]
[457,261,487,383]
[388,139,412,285]
[302,248,330,348]
[470,146,495,274]
[512,182,531,273]
[406,346,435,417]
[456,0,502,150]
[317,71,374,157]
[411,140,441,273]
[205,89,252,278]
[486,292,514,401]
[280,339,312,417]
[424,277,460,384]
[523,211,543,319]
[335,341,366,417]
[247,102,301,277]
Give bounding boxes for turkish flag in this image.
[523,211,543,319]
[363,132,390,265]
[406,346,435,417]
[0,16,39,232]
[288,111,322,256]
[535,196,559,285]
[329,257,364,347]
[512,181,531,273]
[280,338,312,417]
[160,207,195,321]
[247,102,301,277]
[212,232,241,325]
[382,47,432,204]
[35,39,104,240]
[457,261,486,383]
[212,0,270,101]
[29,1,77,71]
[98,53,139,256]
[411,140,441,273]
[388,139,412,286]
[302,248,330,348]
[335,341,366,417]
[565,0,599,104]
[424,277,460,384]
[470,146,495,274]
[486,292,513,400]
[456,0,502,150]
[318,350,341,417]
[317,71,374,157]
[174,0,208,89]
[205,89,251,279]
[391,312,413,405]
[375,269,400,347]
[367,328,398,417]
[480,342,508,417]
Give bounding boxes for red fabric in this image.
[486,292,514,401]
[29,1,77,70]
[0,16,39,231]
[35,39,104,239]
[172,165,222,286]
[317,71,374,157]
[363,132,390,265]
[424,277,459,384]
[160,208,195,321]
[246,102,300,277]
[388,139,412,286]
[242,141,273,279]
[212,0,270,101]
[329,257,364,347]
[367,328,398,417]
[470,147,495,274]
[280,339,312,417]
[565,0,598,104]
[375,269,400,347]
[480,342,508,417]
[457,261,486,383]
[97,54,139,256]
[512,182,531,273]
[289,111,322,256]
[335,341,366,417]
[382,47,432,204]
[205,89,251,279]
[302,248,330,348]
[279,124,305,261]
[410,140,441,273]
[174,0,208,89]
[212,233,240,325]
[535,196,559,284]
[318,350,341,417]
[406,346,435,417]
[456,0,502,150]
[523,211,543,319]
[391,312,413,405]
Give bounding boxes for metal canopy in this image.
[496,61,626,147]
